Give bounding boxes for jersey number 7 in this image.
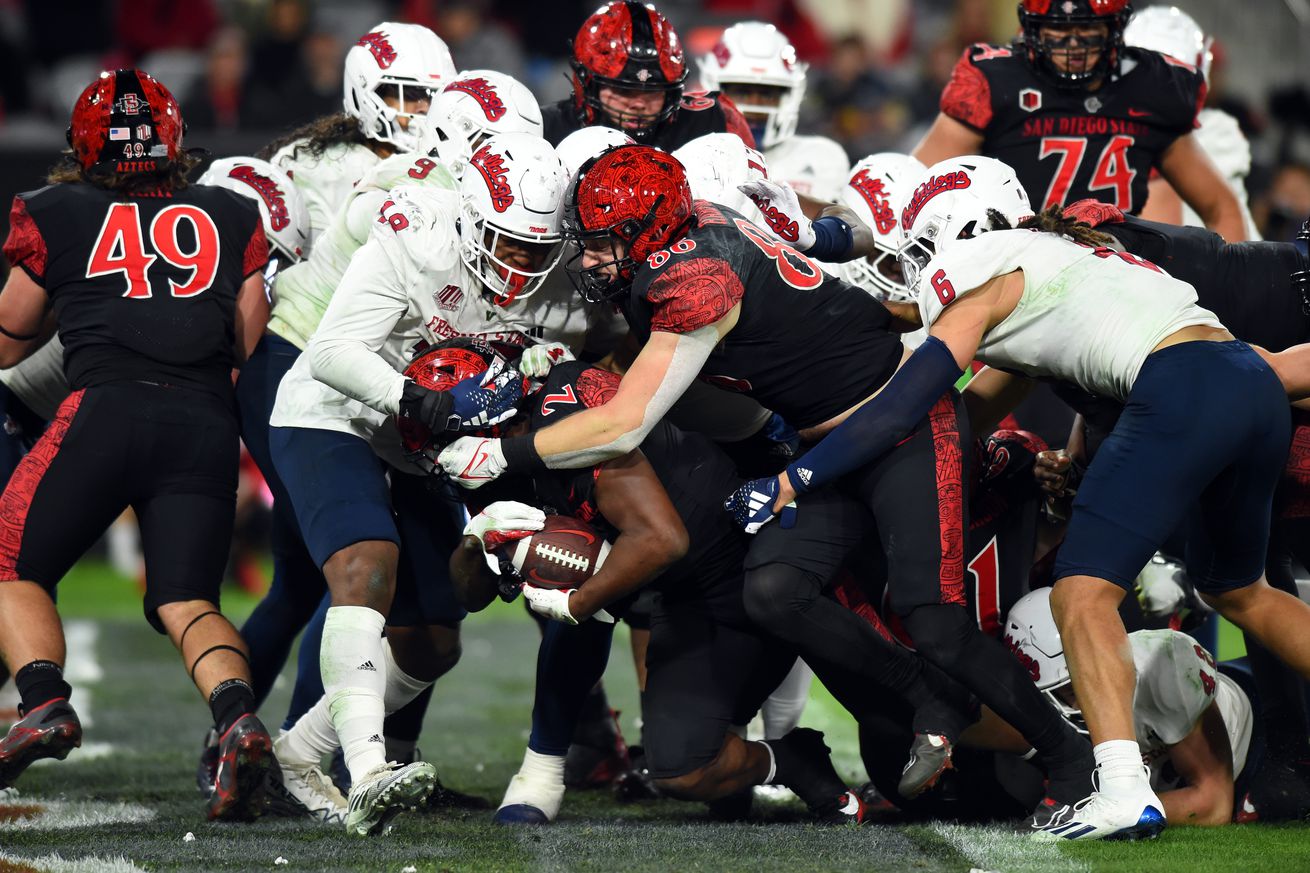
[87,202,220,299]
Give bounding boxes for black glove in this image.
[398,379,457,434]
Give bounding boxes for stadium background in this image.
[0,2,1307,870]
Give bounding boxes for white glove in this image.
[1134,554,1187,618]
[519,342,575,378]
[463,501,545,551]
[737,178,815,251]
[521,583,616,625]
[438,436,508,489]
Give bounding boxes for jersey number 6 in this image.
[931,269,956,305]
[87,202,220,299]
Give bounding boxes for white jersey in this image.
[0,336,69,420]
[270,185,590,470]
[918,230,1223,402]
[1181,108,1261,241]
[267,150,459,350]
[1129,630,1252,791]
[272,140,380,247]
[765,134,850,202]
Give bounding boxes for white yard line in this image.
[0,799,155,831]
[0,851,150,873]
[930,822,1089,873]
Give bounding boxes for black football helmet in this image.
[1018,0,1133,89]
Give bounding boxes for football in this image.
[495,514,611,589]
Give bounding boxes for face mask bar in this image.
[471,218,564,305]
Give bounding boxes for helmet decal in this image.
[848,170,898,235]
[357,31,398,69]
[226,165,290,231]
[445,76,507,122]
[902,170,973,232]
[68,69,185,175]
[470,144,515,213]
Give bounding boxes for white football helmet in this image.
[697,21,806,150]
[673,133,770,219]
[458,133,570,304]
[433,70,544,154]
[898,156,1032,297]
[839,153,925,301]
[1125,6,1213,84]
[1003,588,1086,734]
[343,22,457,152]
[555,126,635,181]
[198,156,310,263]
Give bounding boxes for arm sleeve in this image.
[785,336,963,494]
[306,234,411,415]
[2,197,47,284]
[939,47,993,131]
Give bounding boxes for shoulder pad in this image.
[369,184,462,273]
[918,230,1034,327]
[359,151,458,196]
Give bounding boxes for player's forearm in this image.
[308,334,406,414]
[1158,784,1232,826]
[569,528,687,621]
[1202,192,1248,243]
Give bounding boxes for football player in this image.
[1005,588,1292,824]
[264,133,588,835]
[736,155,1306,839]
[697,21,850,201]
[232,72,543,781]
[836,152,927,306]
[913,0,1247,243]
[435,347,868,825]
[435,145,1095,813]
[541,2,754,151]
[0,70,274,820]
[1124,6,1260,239]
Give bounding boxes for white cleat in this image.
[1030,787,1166,841]
[345,761,436,836]
[273,736,348,825]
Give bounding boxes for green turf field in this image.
[0,561,1304,873]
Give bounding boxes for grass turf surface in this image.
[0,562,1304,872]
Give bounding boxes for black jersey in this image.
[941,44,1203,213]
[3,183,266,398]
[1101,215,1310,352]
[624,201,904,430]
[523,361,745,604]
[541,91,756,151]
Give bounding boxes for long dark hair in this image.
[989,204,1116,247]
[258,113,370,161]
[46,149,203,194]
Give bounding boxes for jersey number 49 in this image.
[87,202,220,300]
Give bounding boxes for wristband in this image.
[502,433,547,474]
[803,215,854,262]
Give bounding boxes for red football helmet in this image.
[396,337,509,473]
[67,69,186,175]
[1018,0,1133,88]
[563,144,693,302]
[569,2,688,141]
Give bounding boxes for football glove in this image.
[521,583,616,625]
[1063,199,1125,228]
[518,342,575,378]
[463,501,546,552]
[398,380,458,435]
[448,365,529,429]
[725,475,798,535]
[738,178,815,251]
[438,436,508,489]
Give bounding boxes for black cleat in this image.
[613,746,661,804]
[898,732,953,799]
[813,790,868,825]
[423,774,491,811]
[0,698,81,788]
[196,728,219,798]
[206,714,278,822]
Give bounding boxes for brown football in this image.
[494,514,611,590]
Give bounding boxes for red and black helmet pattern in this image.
[563,144,693,301]
[1017,0,1133,89]
[397,337,506,458]
[66,69,185,174]
[569,2,688,138]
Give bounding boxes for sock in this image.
[500,748,566,820]
[279,695,341,767]
[1093,739,1151,799]
[761,659,813,740]
[321,605,388,784]
[758,741,777,784]
[380,641,433,765]
[208,678,256,736]
[15,660,71,716]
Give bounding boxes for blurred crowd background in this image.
[0,0,1306,241]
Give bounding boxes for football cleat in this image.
[564,708,631,789]
[813,790,868,825]
[196,728,219,798]
[898,732,953,799]
[345,760,436,836]
[424,774,491,811]
[0,698,81,788]
[1029,789,1166,841]
[493,803,552,824]
[273,735,347,824]
[613,746,661,804]
[206,714,278,822]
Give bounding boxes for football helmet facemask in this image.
[1004,587,1086,733]
[839,153,925,301]
[1018,0,1133,89]
[696,21,806,150]
[344,22,457,152]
